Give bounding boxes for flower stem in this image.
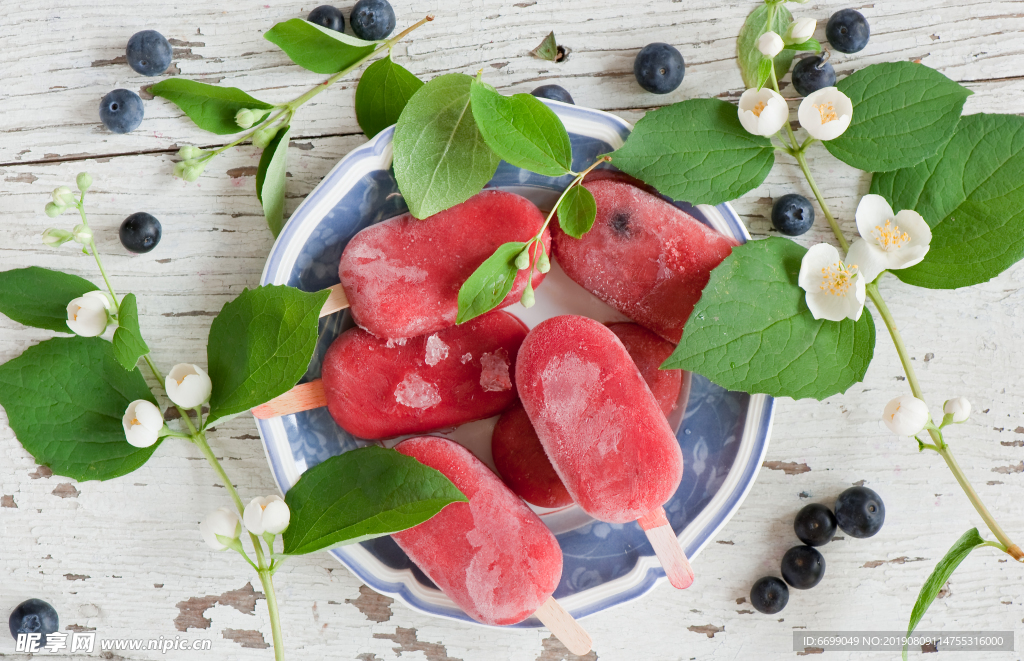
[192,431,244,513]
[792,148,849,252]
[257,567,286,661]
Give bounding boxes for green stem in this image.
[192,431,244,512]
[793,148,849,252]
[257,567,285,661]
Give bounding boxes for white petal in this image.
[812,113,851,141]
[125,425,159,448]
[883,244,929,271]
[261,500,291,535]
[848,275,867,320]
[943,397,971,422]
[805,291,850,321]
[243,498,267,535]
[883,395,930,435]
[134,400,164,431]
[757,96,789,135]
[855,194,895,241]
[797,88,853,141]
[846,239,888,283]
[83,290,114,311]
[200,507,240,551]
[165,364,212,409]
[738,108,762,136]
[798,243,841,291]
[66,296,108,337]
[894,209,932,248]
[786,17,816,43]
[758,31,784,58]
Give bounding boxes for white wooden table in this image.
[2,1,1023,659]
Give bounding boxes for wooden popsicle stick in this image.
[252,379,327,419]
[320,283,349,317]
[638,506,694,590]
[533,596,593,656]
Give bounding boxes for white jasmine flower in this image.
[785,18,817,45]
[798,243,865,322]
[845,194,931,283]
[883,395,930,436]
[243,495,291,535]
[738,88,789,137]
[758,31,785,58]
[798,87,853,140]
[66,291,112,337]
[200,507,241,551]
[165,363,212,409]
[122,399,164,448]
[943,397,971,423]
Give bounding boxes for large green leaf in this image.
[612,98,775,206]
[205,285,329,427]
[264,18,377,75]
[663,237,876,400]
[870,113,1024,289]
[393,73,501,219]
[0,337,160,481]
[0,267,97,332]
[255,124,292,237]
[737,2,794,88]
[825,62,972,172]
[902,528,986,660]
[469,78,574,177]
[354,55,424,139]
[150,79,274,135]
[283,446,467,555]
[111,293,149,371]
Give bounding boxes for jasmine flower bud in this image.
[252,125,280,149]
[536,250,551,274]
[177,145,203,160]
[66,291,112,337]
[122,399,164,448]
[76,172,93,192]
[165,363,213,409]
[42,228,74,248]
[200,507,242,551]
[182,161,206,182]
[882,395,930,436]
[243,495,291,535]
[52,186,77,207]
[785,18,817,45]
[72,224,93,245]
[943,397,971,423]
[44,202,64,218]
[758,31,785,58]
[235,108,269,129]
[520,281,536,308]
[515,247,531,270]
[173,161,187,179]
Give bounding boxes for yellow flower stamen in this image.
[752,100,767,117]
[814,101,838,124]
[819,261,858,296]
[872,219,910,252]
[131,418,140,426]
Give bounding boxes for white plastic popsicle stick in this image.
[534,597,593,656]
[252,379,327,419]
[321,283,349,317]
[638,506,694,589]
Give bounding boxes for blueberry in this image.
[120,212,162,254]
[750,576,789,614]
[791,55,837,97]
[9,599,59,646]
[531,84,575,105]
[633,43,685,94]
[794,503,838,547]
[99,89,144,134]
[307,5,345,33]
[835,486,885,538]
[126,30,172,76]
[771,193,815,236]
[350,0,396,41]
[826,9,870,54]
[781,545,826,589]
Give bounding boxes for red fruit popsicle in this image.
[321,311,527,440]
[552,177,736,343]
[339,190,550,340]
[491,322,683,509]
[392,437,591,653]
[516,315,694,588]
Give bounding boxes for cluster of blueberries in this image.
[750,486,886,614]
[98,30,172,134]
[8,599,59,647]
[307,0,397,41]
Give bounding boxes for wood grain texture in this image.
[1,1,1023,659]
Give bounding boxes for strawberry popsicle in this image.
[516,315,694,588]
[491,322,683,509]
[392,437,591,653]
[552,176,736,342]
[339,190,550,340]
[321,311,526,440]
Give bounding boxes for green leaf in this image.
[456,241,526,325]
[902,528,986,660]
[0,267,98,332]
[264,18,377,75]
[393,73,501,219]
[205,285,329,427]
[612,98,775,206]
[871,113,1024,289]
[256,124,292,237]
[150,79,274,135]
[787,38,822,53]
[0,336,160,481]
[469,78,573,177]
[756,57,772,91]
[354,55,424,139]
[737,3,794,88]
[530,31,559,61]
[825,62,972,172]
[111,293,149,371]
[557,185,597,238]
[283,445,467,555]
[663,237,876,400]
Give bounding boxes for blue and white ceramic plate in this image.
[257,101,775,627]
